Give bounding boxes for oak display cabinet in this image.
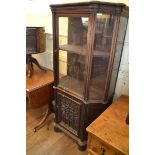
[50,1,128,150]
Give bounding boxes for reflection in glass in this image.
[59,17,88,48]
[89,14,116,100]
[94,14,115,52]
[59,50,85,97]
[58,17,88,97]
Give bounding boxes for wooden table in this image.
[26,65,54,132]
[86,95,129,155]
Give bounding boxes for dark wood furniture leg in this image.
[34,95,55,132]
[26,54,33,78]
[33,103,53,132]
[31,57,46,71]
[28,62,33,78]
[26,54,46,78]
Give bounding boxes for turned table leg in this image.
[26,54,46,78]
[31,57,46,72]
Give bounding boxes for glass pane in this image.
[58,17,88,97]
[59,17,88,96]
[113,17,128,70]
[94,14,115,52]
[59,17,88,51]
[89,14,116,100]
[108,16,128,99]
[58,50,85,97]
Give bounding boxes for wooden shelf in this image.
[59,44,110,57]
[93,50,110,57]
[58,75,107,100]
[59,75,84,97]
[95,32,112,38]
[59,44,86,55]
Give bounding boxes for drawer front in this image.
[87,134,124,155]
[56,92,81,136]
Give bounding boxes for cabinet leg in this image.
[78,143,87,151]
[54,126,62,133]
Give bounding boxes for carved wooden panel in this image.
[57,93,81,136]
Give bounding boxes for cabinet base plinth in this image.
[78,143,87,151]
[54,126,62,132]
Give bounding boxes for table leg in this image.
[28,62,33,78]
[31,57,46,72]
[33,105,52,132]
[27,54,33,78]
[26,54,46,78]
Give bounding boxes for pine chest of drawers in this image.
[86,96,129,155]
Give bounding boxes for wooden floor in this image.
[26,104,88,155]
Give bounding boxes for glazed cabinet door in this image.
[57,15,89,98]
[88,14,117,101]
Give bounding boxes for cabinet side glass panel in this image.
[89,14,116,100]
[58,17,88,97]
[108,16,128,99]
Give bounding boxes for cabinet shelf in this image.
[59,76,84,97]
[58,75,106,99]
[59,44,110,57]
[59,44,86,56]
[95,33,112,38]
